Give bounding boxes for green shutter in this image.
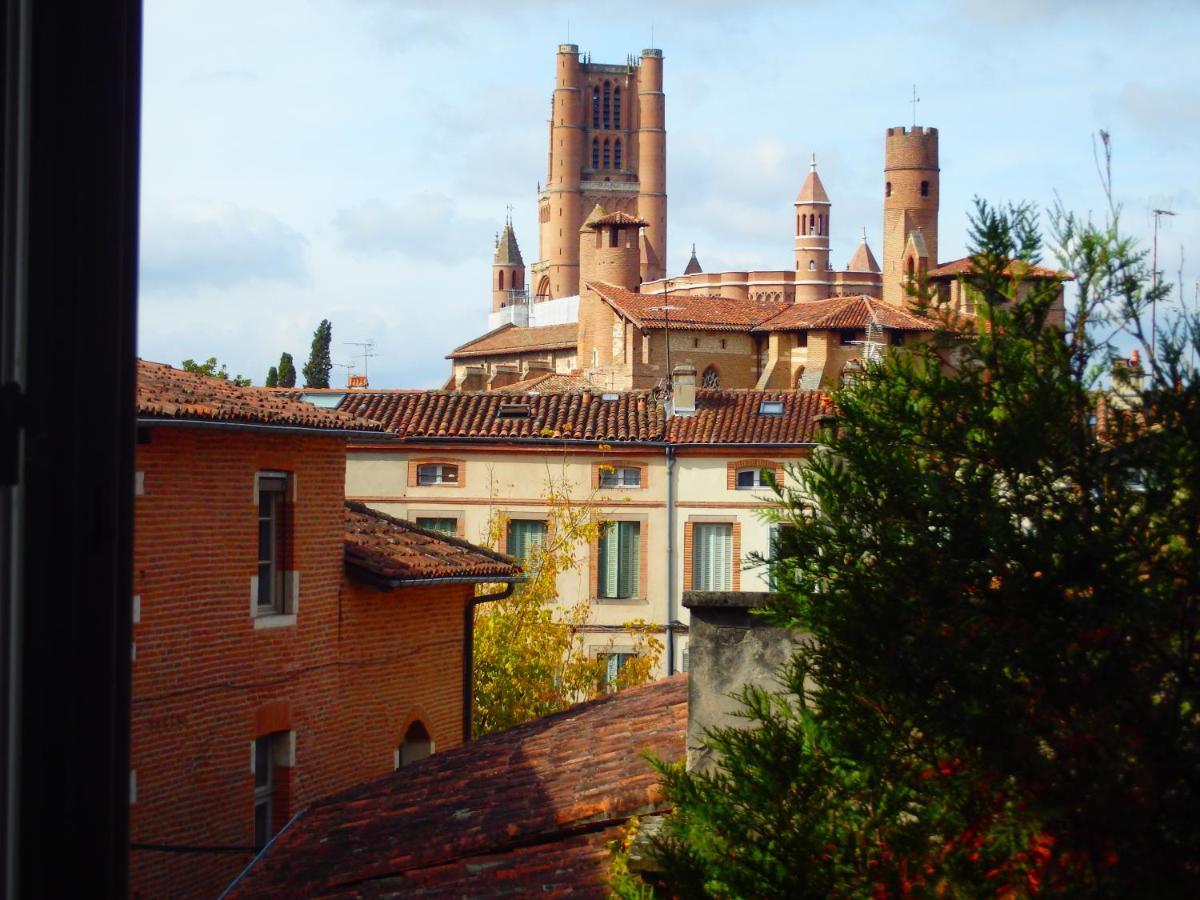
[600,523,619,597]
[507,520,546,562]
[618,522,639,598]
[416,517,456,535]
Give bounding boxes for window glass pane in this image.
[417,465,437,484]
[416,517,456,535]
[621,467,640,487]
[693,524,732,590]
[254,738,270,788]
[441,465,458,483]
[254,801,269,850]
[257,563,272,606]
[736,468,758,489]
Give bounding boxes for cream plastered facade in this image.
[344,443,809,678]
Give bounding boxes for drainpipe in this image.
[665,446,677,675]
[462,581,519,742]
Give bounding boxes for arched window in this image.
[701,366,720,389]
[818,214,824,235]
[498,270,504,290]
[808,260,816,271]
[603,139,610,169]
[398,721,433,768]
[905,257,915,277]
[614,139,622,169]
[796,215,800,235]
[603,81,611,129]
[592,139,599,168]
[592,86,600,128]
[613,86,621,127]
[800,214,806,235]
[886,181,892,198]
[536,276,551,300]
[921,180,929,197]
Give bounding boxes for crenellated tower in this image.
[533,44,667,301]
[882,126,939,306]
[793,153,832,302]
[491,217,526,312]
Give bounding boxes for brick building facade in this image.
[130,362,520,898]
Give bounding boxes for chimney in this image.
[669,364,696,416]
[347,374,368,388]
[681,591,808,772]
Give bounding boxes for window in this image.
[600,466,641,488]
[598,651,635,691]
[613,86,621,127]
[253,732,290,850]
[598,521,640,599]
[885,181,892,197]
[257,474,291,615]
[840,329,862,346]
[736,467,769,489]
[701,365,720,389]
[592,138,599,168]
[692,523,733,591]
[602,81,611,128]
[796,330,808,348]
[417,463,458,485]
[800,214,806,234]
[892,331,906,347]
[506,519,547,563]
[592,86,600,128]
[768,523,797,591]
[921,180,929,197]
[398,721,433,768]
[415,517,457,535]
[498,270,504,290]
[603,139,610,169]
[759,399,784,416]
[808,260,816,271]
[614,138,622,169]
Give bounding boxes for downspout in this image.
[665,445,676,675]
[462,581,518,742]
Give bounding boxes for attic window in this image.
[759,400,784,416]
[497,403,532,419]
[601,392,620,401]
[300,392,345,408]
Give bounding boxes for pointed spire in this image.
[809,152,817,173]
[796,153,830,204]
[847,228,881,273]
[493,219,524,266]
[683,243,703,275]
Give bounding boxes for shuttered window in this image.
[598,522,640,599]
[506,519,547,563]
[415,517,456,535]
[692,523,733,591]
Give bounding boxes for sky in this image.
[139,0,1200,388]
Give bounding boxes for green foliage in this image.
[277,351,297,388]
[265,366,279,387]
[180,356,251,386]
[633,192,1200,897]
[302,320,332,388]
[472,460,663,738]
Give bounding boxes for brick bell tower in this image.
[882,126,939,306]
[533,44,667,301]
[793,153,833,303]
[491,215,526,312]
[577,203,645,377]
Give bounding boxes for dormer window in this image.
[497,403,531,419]
[417,463,458,485]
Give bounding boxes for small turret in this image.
[491,215,526,312]
[683,244,702,275]
[794,153,832,302]
[847,228,881,273]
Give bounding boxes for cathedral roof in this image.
[927,256,1072,280]
[757,295,936,332]
[447,323,578,359]
[493,222,524,266]
[683,244,703,275]
[795,154,830,205]
[588,281,788,332]
[847,231,881,273]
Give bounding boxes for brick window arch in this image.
[886,181,892,198]
[603,139,610,169]
[701,365,720,389]
[592,86,600,128]
[602,81,611,129]
[398,719,433,768]
[613,86,621,127]
[614,138,622,169]
[498,270,504,291]
[592,139,599,168]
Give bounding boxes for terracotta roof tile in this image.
[447,323,579,359]
[927,256,1073,280]
[589,210,648,227]
[226,675,688,898]
[136,360,386,433]
[589,281,788,331]
[344,502,521,585]
[758,295,936,332]
[668,390,831,444]
[491,371,600,393]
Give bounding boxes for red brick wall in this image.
[130,427,470,898]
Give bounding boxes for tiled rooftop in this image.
[226,675,688,898]
[136,360,387,433]
[668,390,831,444]
[589,209,648,227]
[758,295,936,332]
[589,281,789,331]
[447,323,579,359]
[927,256,1072,280]
[344,502,521,585]
[491,371,600,393]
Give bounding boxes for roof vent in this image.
[497,403,532,419]
[601,392,620,401]
[759,399,785,416]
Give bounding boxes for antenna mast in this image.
[344,340,378,384]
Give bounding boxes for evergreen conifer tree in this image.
[301,321,332,389]
[277,352,296,388]
[265,366,278,387]
[626,197,1200,897]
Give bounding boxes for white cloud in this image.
[332,195,492,263]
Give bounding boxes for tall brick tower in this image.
[793,154,833,302]
[576,203,644,377]
[533,45,667,301]
[882,126,939,306]
[491,218,525,312]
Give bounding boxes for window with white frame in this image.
[256,473,292,615]
[416,463,458,485]
[253,731,290,850]
[600,465,641,489]
[506,519,547,563]
[598,521,640,599]
[735,466,770,490]
[692,523,733,591]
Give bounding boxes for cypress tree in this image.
[301,321,332,389]
[277,352,296,388]
[265,366,279,387]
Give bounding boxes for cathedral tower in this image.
[491,218,525,312]
[577,204,645,374]
[882,126,939,306]
[533,44,667,301]
[793,154,832,302]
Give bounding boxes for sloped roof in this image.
[493,222,524,267]
[343,502,521,586]
[907,228,930,259]
[683,244,703,275]
[795,164,830,204]
[758,295,936,332]
[589,281,789,332]
[927,256,1073,280]
[447,323,579,359]
[136,360,387,434]
[668,390,830,444]
[225,676,688,898]
[847,237,881,273]
[491,371,600,393]
[590,210,647,228]
[338,389,666,442]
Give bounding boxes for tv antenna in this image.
[332,362,355,388]
[344,340,378,384]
